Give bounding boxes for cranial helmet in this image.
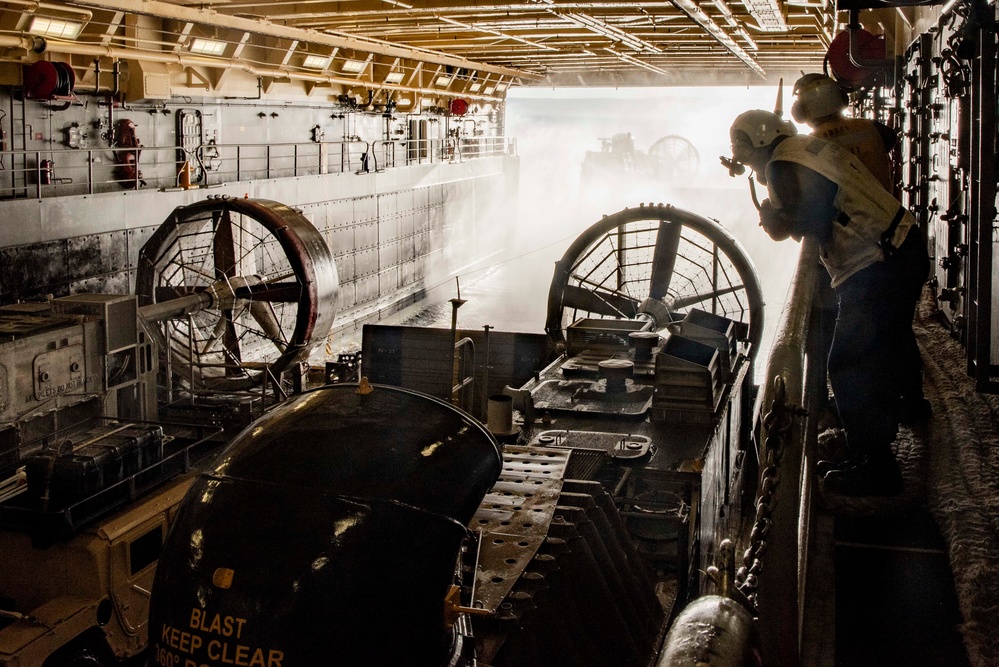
[729,110,797,165]
[791,73,849,125]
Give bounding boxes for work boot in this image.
[817,427,849,461]
[822,455,903,497]
[899,396,932,425]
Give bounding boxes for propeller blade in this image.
[233,282,302,302]
[649,220,682,301]
[201,316,231,355]
[213,208,237,280]
[561,284,640,318]
[249,300,288,352]
[670,284,745,310]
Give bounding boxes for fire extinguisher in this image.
[40,159,53,185]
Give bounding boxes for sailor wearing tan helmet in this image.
[726,109,929,496]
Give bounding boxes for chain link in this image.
[735,375,806,607]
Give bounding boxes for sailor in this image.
[791,73,897,193]
[791,74,930,426]
[727,110,929,496]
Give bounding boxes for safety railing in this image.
[371,135,514,171]
[659,238,822,666]
[198,139,369,183]
[746,237,821,666]
[452,337,476,414]
[0,135,516,201]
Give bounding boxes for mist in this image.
[435,85,803,373]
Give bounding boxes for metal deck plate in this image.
[531,379,654,415]
[469,445,569,613]
[530,429,653,459]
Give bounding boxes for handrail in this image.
[452,336,476,413]
[751,238,819,667]
[0,135,514,201]
[658,238,821,666]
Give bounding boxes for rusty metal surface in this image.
[531,379,654,416]
[470,445,569,613]
[529,429,653,460]
[135,198,339,387]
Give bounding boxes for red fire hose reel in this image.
[24,61,76,99]
[826,28,887,90]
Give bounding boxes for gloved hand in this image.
[759,198,793,242]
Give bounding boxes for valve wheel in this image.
[136,198,339,392]
[545,204,764,358]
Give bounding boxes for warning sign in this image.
[152,607,285,667]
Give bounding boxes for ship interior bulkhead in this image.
[0,0,998,665]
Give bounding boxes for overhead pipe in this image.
[2,0,92,21]
[1,35,506,103]
[224,75,263,100]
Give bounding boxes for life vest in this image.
[767,134,915,288]
[811,116,894,191]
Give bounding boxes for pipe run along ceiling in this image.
[0,0,836,96]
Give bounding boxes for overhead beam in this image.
[557,11,664,53]
[68,0,540,78]
[668,0,766,77]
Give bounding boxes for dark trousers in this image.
[827,227,929,459]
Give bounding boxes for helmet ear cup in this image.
[791,99,806,124]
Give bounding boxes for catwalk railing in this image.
[0,135,515,200]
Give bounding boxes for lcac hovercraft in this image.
[147,203,767,667]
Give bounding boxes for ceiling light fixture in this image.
[739,0,788,31]
[189,38,227,56]
[340,59,367,74]
[385,71,405,84]
[28,16,84,40]
[302,55,332,70]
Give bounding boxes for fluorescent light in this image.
[385,71,404,84]
[302,54,331,70]
[495,83,507,91]
[469,82,482,92]
[28,16,83,40]
[340,59,367,74]
[484,86,495,95]
[436,75,453,86]
[189,38,227,56]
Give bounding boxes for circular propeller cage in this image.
[546,204,764,358]
[648,135,701,180]
[136,198,339,393]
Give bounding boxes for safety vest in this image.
[767,134,915,288]
[811,117,894,191]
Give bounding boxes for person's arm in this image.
[764,161,838,244]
